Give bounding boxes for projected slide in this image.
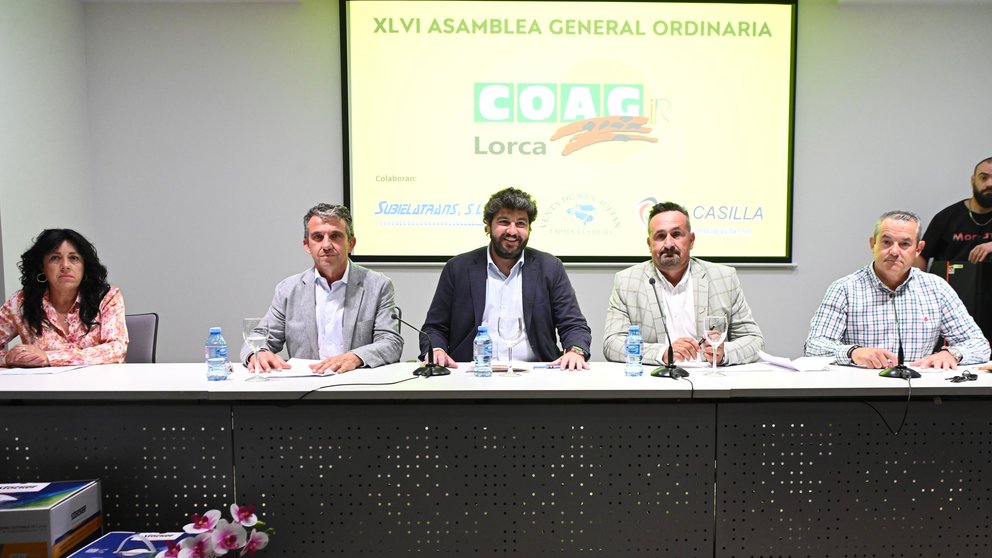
[344,0,795,262]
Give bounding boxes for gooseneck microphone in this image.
[879,293,919,379]
[392,308,451,377]
[648,277,689,379]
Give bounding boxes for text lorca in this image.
[474,136,546,155]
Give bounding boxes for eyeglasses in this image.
[947,371,978,383]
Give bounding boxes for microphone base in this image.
[650,364,689,379]
[879,364,920,379]
[414,364,451,378]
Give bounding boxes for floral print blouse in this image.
[0,286,128,366]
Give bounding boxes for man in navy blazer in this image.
[421,188,591,370]
[243,204,402,374]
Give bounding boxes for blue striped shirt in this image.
[805,265,990,365]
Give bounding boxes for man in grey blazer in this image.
[603,201,763,365]
[243,204,403,374]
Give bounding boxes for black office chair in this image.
[125,313,159,363]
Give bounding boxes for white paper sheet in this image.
[248,358,335,378]
[0,365,86,375]
[758,351,833,372]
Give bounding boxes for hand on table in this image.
[4,344,49,368]
[850,347,898,369]
[549,350,589,371]
[429,348,459,368]
[248,351,290,373]
[310,352,363,374]
[911,350,959,370]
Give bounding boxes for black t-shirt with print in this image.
[921,200,992,263]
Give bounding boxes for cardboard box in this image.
[66,532,187,558]
[0,481,102,558]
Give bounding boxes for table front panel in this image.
[234,401,715,556]
[0,403,233,530]
[717,400,992,557]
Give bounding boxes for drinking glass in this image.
[243,318,269,382]
[700,315,728,377]
[497,317,526,377]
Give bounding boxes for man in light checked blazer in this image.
[603,201,764,366]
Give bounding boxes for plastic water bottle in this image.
[473,326,493,378]
[205,327,229,381]
[625,324,643,377]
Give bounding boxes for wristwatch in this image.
[942,347,963,363]
[565,346,588,359]
[846,345,861,360]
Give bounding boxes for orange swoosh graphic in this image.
[551,116,658,156]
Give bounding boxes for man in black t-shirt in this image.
[915,157,992,270]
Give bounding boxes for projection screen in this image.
[343,0,796,263]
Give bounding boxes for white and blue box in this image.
[0,480,102,558]
[66,531,188,558]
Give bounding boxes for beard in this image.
[973,181,992,209]
[655,249,683,269]
[490,234,527,260]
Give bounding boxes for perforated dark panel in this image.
[716,400,992,558]
[0,404,233,530]
[9,397,988,556]
[234,402,715,556]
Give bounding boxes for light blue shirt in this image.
[482,250,536,362]
[314,263,350,360]
[805,265,990,365]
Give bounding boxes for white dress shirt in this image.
[314,263,350,359]
[654,262,698,341]
[482,250,537,362]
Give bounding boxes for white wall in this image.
[83,0,342,357]
[2,0,991,362]
[0,0,94,295]
[787,0,992,353]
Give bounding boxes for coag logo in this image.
[473,83,658,156]
[475,83,643,123]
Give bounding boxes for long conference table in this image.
[3,360,992,557]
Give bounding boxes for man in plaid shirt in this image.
[805,210,990,369]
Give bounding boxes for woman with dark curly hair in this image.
[1,229,128,367]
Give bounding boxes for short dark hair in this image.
[18,229,110,336]
[974,157,992,175]
[303,204,354,239]
[483,188,538,226]
[647,202,690,233]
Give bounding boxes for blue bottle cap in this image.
[209,327,222,334]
